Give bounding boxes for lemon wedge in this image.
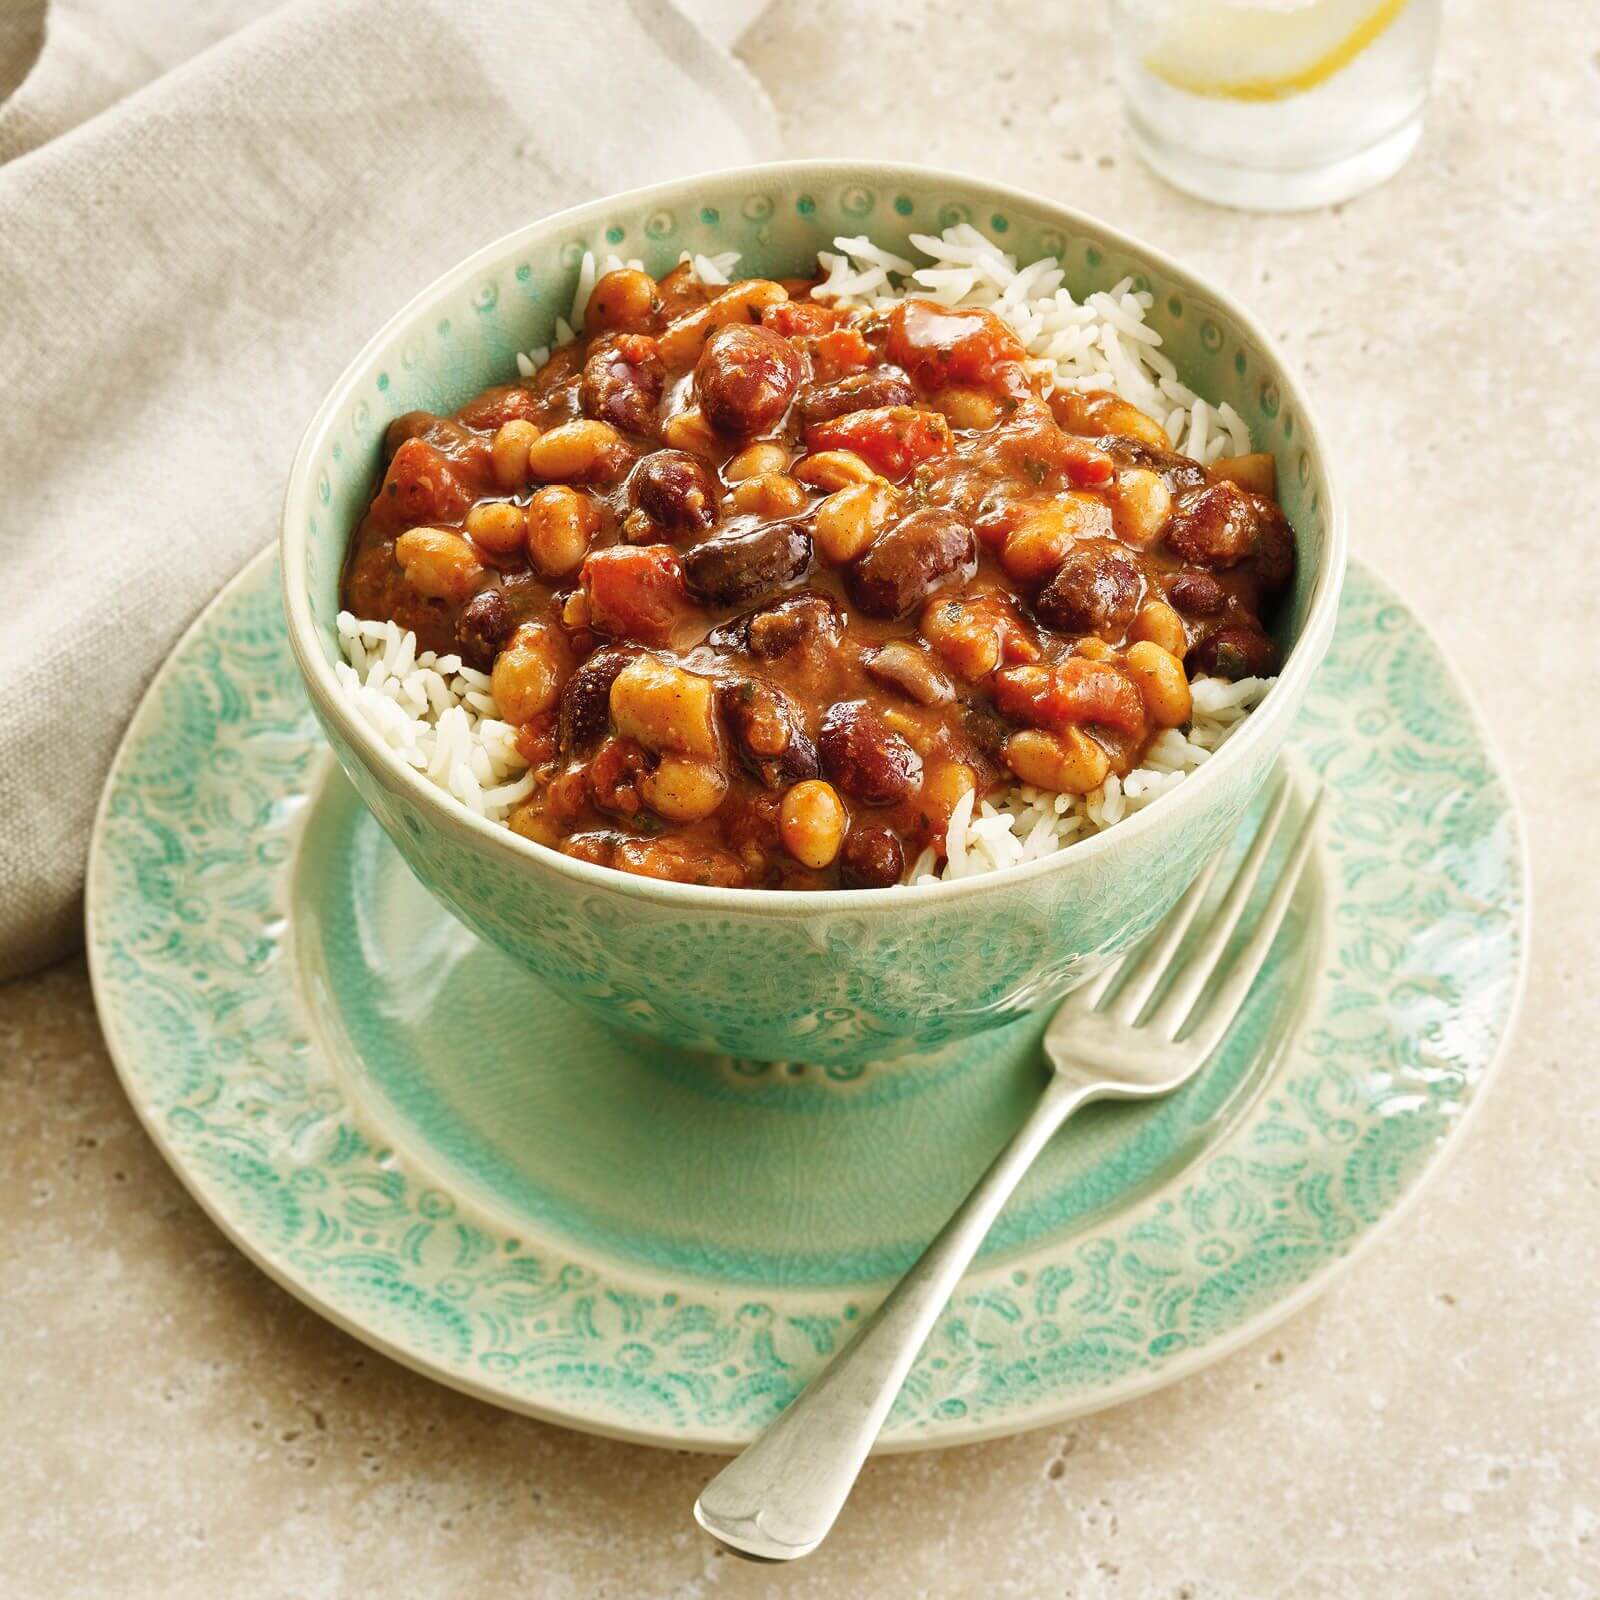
[1141,0,1410,100]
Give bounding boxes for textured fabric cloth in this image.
[0,0,774,981]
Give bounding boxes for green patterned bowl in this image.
[280,160,1347,1066]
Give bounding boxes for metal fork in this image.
[695,772,1324,1563]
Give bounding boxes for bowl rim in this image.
[280,157,1348,918]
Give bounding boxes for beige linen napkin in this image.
[0,0,775,981]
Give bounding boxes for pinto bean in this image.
[526,485,598,577]
[526,419,630,485]
[798,369,916,426]
[629,449,717,534]
[1123,641,1192,728]
[838,826,905,889]
[394,527,483,602]
[846,508,976,619]
[1164,481,1261,569]
[1128,599,1188,657]
[584,269,662,335]
[919,592,1041,681]
[681,517,813,606]
[490,419,540,489]
[719,678,819,790]
[1003,728,1111,795]
[491,622,573,724]
[814,480,897,564]
[779,781,847,870]
[607,655,721,758]
[1050,388,1170,450]
[707,591,843,659]
[580,334,665,435]
[818,700,922,806]
[657,279,789,371]
[1186,626,1280,680]
[558,646,641,754]
[1034,539,1143,639]
[695,323,802,438]
[455,587,513,671]
[638,754,728,823]
[997,493,1114,585]
[1167,569,1229,616]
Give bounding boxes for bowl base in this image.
[292,764,1316,1290]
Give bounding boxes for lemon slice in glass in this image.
[1142,0,1411,100]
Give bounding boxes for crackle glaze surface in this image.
[282,164,1342,1065]
[86,550,1523,1449]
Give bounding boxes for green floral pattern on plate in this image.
[87,552,1524,1449]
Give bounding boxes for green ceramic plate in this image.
[87,549,1525,1450]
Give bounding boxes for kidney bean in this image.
[839,826,906,889]
[1164,481,1259,568]
[629,449,717,535]
[719,678,820,790]
[818,700,922,805]
[1101,435,1209,496]
[707,590,843,659]
[1167,569,1228,616]
[1034,539,1143,639]
[798,369,916,426]
[695,323,802,437]
[681,517,813,606]
[846,507,976,619]
[580,334,665,435]
[1248,492,1296,591]
[1186,626,1280,680]
[455,587,513,671]
[558,645,642,753]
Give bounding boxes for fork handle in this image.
[694,1070,1101,1561]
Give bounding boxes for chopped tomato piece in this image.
[760,300,849,338]
[378,438,475,525]
[580,544,687,645]
[886,299,1028,390]
[992,658,1146,737]
[454,384,542,431]
[811,326,873,380]
[992,409,1116,489]
[807,405,952,481]
[513,713,558,767]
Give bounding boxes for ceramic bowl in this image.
[280,160,1346,1067]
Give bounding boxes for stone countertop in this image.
[3,1,1598,1594]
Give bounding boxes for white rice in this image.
[346,228,1276,881]
[333,614,535,822]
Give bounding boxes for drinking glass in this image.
[1108,0,1444,210]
